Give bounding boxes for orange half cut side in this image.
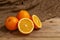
[18,18,34,34]
[32,15,42,29]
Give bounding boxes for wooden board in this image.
[0,17,60,40]
[0,0,60,40]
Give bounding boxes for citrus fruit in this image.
[5,16,18,31]
[32,15,42,29]
[18,18,34,34]
[16,10,31,20]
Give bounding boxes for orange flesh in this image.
[19,18,34,33]
[32,15,42,28]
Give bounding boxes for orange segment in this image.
[18,18,34,34]
[32,15,42,29]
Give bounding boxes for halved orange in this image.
[18,18,34,34]
[32,15,42,29]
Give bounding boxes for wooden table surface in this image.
[0,0,60,40]
[0,13,60,40]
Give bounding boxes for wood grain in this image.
[0,18,60,39]
[0,0,60,40]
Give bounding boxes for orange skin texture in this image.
[5,16,18,31]
[16,10,31,20]
[34,24,38,29]
[32,20,38,29]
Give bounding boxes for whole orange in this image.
[5,16,18,31]
[16,10,31,20]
